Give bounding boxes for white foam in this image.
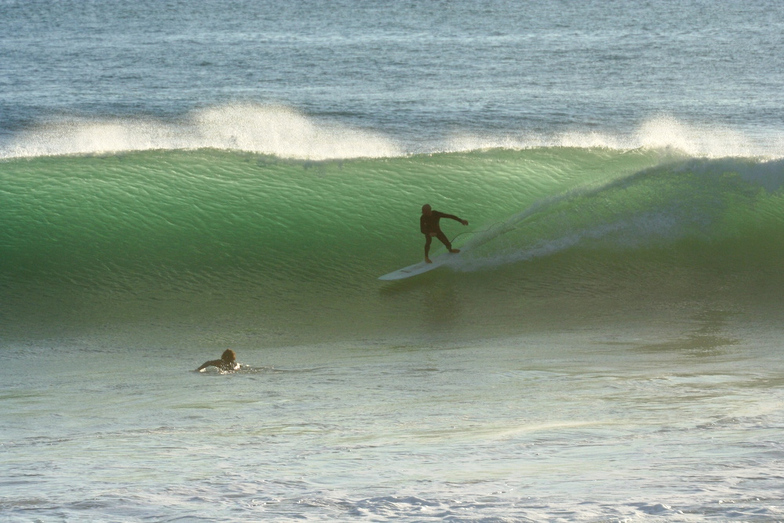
[4,108,784,160]
[443,116,784,159]
[634,116,766,158]
[0,104,403,160]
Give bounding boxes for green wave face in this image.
[3,148,783,344]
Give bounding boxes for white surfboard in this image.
[378,252,456,281]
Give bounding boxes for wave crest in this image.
[4,108,784,161]
[444,117,784,159]
[1,104,402,160]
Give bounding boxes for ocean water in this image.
[2,0,784,521]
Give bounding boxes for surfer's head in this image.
[221,349,236,363]
[422,204,432,215]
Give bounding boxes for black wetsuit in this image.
[421,210,462,252]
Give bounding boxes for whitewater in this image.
[3,0,784,521]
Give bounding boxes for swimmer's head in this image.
[422,204,432,215]
[221,349,236,363]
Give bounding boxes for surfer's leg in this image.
[424,234,433,262]
[436,231,460,253]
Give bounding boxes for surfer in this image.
[421,204,468,263]
[196,349,240,372]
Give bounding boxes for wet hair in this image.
[221,349,236,363]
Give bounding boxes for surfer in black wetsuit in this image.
[196,349,240,372]
[420,204,468,263]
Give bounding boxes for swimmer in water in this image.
[196,349,240,372]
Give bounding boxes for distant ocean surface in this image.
[2,1,784,521]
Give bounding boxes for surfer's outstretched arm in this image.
[441,213,469,226]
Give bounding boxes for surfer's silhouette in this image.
[196,349,240,372]
[420,204,468,263]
